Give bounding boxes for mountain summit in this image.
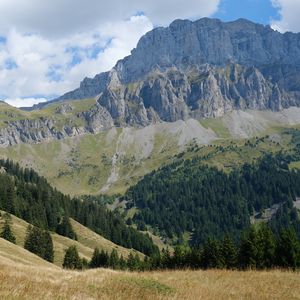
[40,17,300,126]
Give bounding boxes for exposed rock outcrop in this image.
[5,17,300,146]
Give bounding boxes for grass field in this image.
[0,212,142,267]
[0,248,299,300]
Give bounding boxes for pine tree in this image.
[24,225,54,263]
[0,219,16,244]
[42,230,54,263]
[202,238,224,269]
[221,235,237,269]
[109,249,120,269]
[257,225,276,269]
[238,228,258,269]
[119,255,127,270]
[90,247,101,268]
[127,252,141,271]
[56,216,77,240]
[276,228,300,270]
[161,248,171,269]
[63,245,82,269]
[173,246,186,269]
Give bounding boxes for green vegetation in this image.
[126,154,300,245]
[63,245,83,269]
[24,225,54,262]
[0,159,158,256]
[0,217,16,244]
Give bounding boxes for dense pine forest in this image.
[126,154,300,245]
[62,224,300,271]
[0,159,158,256]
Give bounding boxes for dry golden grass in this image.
[0,212,140,267]
[0,252,300,300]
[70,219,143,259]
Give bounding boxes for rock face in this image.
[5,18,300,146]
[48,18,300,126]
[0,103,114,147]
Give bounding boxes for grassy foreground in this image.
[0,248,299,300]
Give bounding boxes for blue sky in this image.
[0,0,299,107]
[215,0,279,25]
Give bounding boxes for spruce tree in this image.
[127,252,141,271]
[276,228,300,270]
[202,238,224,269]
[238,228,258,269]
[257,225,276,269]
[24,225,54,263]
[42,231,54,263]
[63,245,82,269]
[221,235,237,269]
[56,216,77,240]
[90,247,101,268]
[109,249,120,269]
[0,219,16,244]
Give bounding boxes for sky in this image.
[0,0,299,107]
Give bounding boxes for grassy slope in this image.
[0,101,300,196]
[0,254,300,299]
[0,212,141,267]
[0,238,56,268]
[0,125,295,196]
[0,99,96,129]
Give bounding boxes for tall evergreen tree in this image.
[56,216,77,240]
[276,228,300,270]
[238,228,258,269]
[257,225,276,269]
[109,249,120,269]
[202,238,224,269]
[0,219,16,244]
[63,245,82,269]
[221,235,237,269]
[24,225,54,263]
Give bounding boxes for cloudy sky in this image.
[0,0,299,107]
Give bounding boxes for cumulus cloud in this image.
[271,0,300,33]
[0,16,153,106]
[0,0,220,107]
[0,0,220,38]
[4,97,48,108]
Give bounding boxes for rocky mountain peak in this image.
[26,18,300,127]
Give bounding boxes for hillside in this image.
[1,253,300,299]
[0,237,56,268]
[0,212,142,266]
[0,159,159,256]
[125,144,300,245]
[0,106,300,196]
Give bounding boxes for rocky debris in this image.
[55,103,74,115]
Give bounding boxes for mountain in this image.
[36,18,300,126]
[1,18,300,196]
[1,17,300,149]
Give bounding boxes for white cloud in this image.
[4,97,48,108]
[0,0,220,38]
[271,0,300,33]
[0,16,153,106]
[0,0,221,107]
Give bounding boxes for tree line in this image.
[62,224,300,271]
[0,159,158,256]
